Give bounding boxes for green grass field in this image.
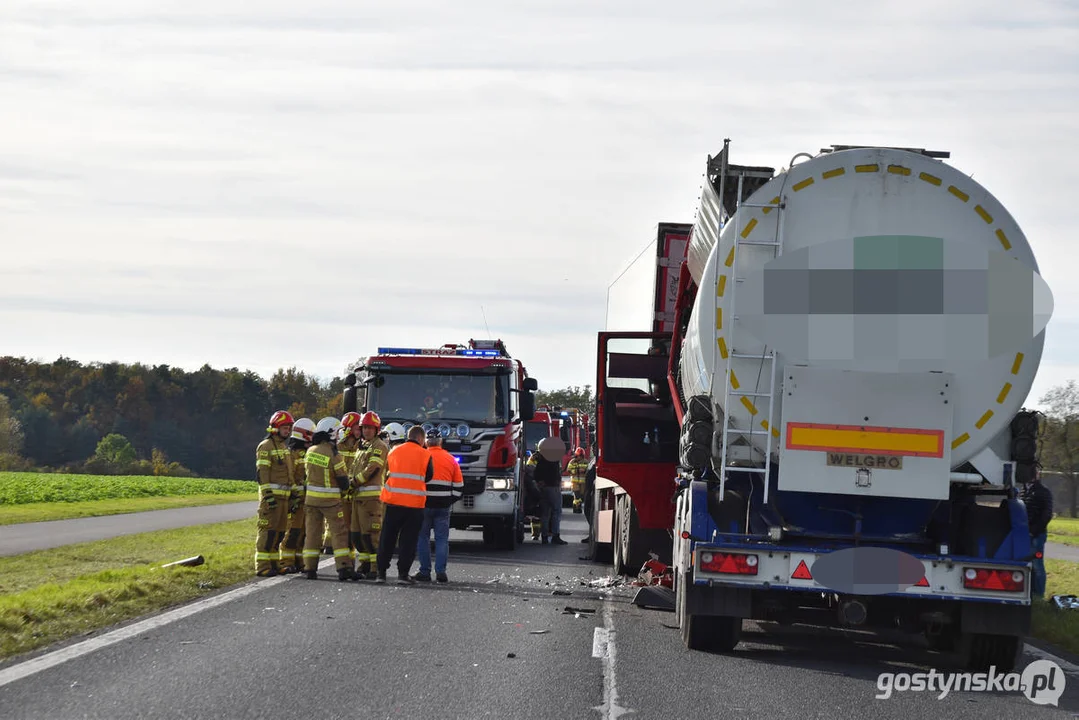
[1032,558,1079,655]
[0,472,257,523]
[0,518,261,660]
[0,472,257,505]
[1048,516,1079,547]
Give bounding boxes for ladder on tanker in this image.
[715,146,784,505]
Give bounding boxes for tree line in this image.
[0,357,345,479]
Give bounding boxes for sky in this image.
[0,0,1077,409]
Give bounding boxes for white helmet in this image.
[291,418,316,443]
[315,417,341,437]
[383,422,407,443]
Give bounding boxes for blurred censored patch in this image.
[810,546,926,595]
[734,235,1053,371]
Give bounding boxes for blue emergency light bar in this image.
[376,347,501,357]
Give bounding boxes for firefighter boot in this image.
[338,568,356,582]
[305,569,318,580]
[359,533,376,578]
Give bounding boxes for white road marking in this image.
[592,600,631,719]
[0,557,335,689]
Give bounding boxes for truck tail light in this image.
[700,551,758,575]
[962,567,1024,592]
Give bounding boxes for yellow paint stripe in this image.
[997,383,1012,404]
[919,172,942,186]
[740,218,758,238]
[975,205,993,224]
[952,433,970,449]
[855,164,879,173]
[724,247,735,267]
[741,397,758,415]
[729,371,740,389]
[717,274,727,296]
[792,177,814,192]
[718,337,728,359]
[887,164,911,176]
[1011,352,1024,375]
[716,308,722,330]
[996,228,1012,250]
[761,196,781,214]
[789,427,941,454]
[761,420,779,438]
[948,186,969,202]
[822,167,845,179]
[975,410,994,429]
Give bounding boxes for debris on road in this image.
[562,606,597,618]
[507,653,516,658]
[551,589,572,596]
[631,558,673,589]
[582,576,622,589]
[529,630,549,635]
[1051,595,1079,610]
[160,555,205,568]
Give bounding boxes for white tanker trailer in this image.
[591,140,1054,673]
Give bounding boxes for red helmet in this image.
[574,447,585,457]
[268,410,294,430]
[341,412,362,429]
[360,411,382,430]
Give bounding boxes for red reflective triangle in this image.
[791,559,813,580]
[915,575,929,587]
[717,554,738,573]
[983,571,1006,591]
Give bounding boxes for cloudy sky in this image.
[1,0,1076,409]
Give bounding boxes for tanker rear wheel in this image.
[677,569,742,652]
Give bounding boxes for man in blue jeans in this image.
[413,430,464,583]
[1022,465,1054,600]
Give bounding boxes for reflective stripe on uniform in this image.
[306,453,330,468]
[302,550,321,559]
[387,486,426,497]
[306,485,341,496]
[392,472,425,481]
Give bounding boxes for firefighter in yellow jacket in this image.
[255,410,295,577]
[334,411,364,563]
[567,447,589,514]
[302,417,356,581]
[348,411,391,580]
[279,417,315,573]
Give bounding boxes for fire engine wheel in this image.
[957,632,1022,673]
[678,569,742,653]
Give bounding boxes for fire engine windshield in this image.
[365,372,509,426]
[523,420,549,453]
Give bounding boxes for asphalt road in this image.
[1,513,1077,719]
[0,502,259,557]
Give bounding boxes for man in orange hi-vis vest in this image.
[375,425,433,585]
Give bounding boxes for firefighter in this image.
[255,410,295,577]
[567,447,589,514]
[335,411,364,565]
[301,417,356,581]
[278,417,315,574]
[348,412,391,580]
[376,424,432,584]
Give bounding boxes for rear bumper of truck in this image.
[683,543,1032,635]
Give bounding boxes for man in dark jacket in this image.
[1022,466,1054,599]
[534,452,567,545]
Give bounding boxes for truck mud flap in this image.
[960,600,1031,636]
[687,583,752,618]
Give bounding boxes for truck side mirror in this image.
[521,392,536,422]
[523,377,538,392]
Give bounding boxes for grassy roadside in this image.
[1048,516,1079,548]
[0,518,260,661]
[0,493,257,526]
[1031,558,1079,655]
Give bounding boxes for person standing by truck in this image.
[349,411,390,580]
[335,412,364,564]
[301,417,356,581]
[376,424,433,584]
[413,428,464,583]
[534,451,567,545]
[1022,465,1054,599]
[255,410,295,577]
[567,447,589,514]
[279,417,315,574]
